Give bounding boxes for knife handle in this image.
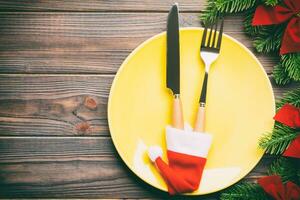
[172,94,184,129]
[194,103,205,132]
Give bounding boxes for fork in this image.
[194,17,224,132]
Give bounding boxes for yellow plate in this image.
[108,28,275,195]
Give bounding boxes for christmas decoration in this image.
[219,87,300,199]
[272,103,300,158]
[252,0,300,55]
[258,175,300,200]
[259,88,300,156]
[284,136,300,158]
[201,0,300,85]
[274,104,300,158]
[220,158,300,200]
[148,125,212,194]
[274,104,300,128]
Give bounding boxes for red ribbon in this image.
[258,175,300,200]
[273,104,300,158]
[252,0,300,55]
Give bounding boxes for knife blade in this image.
[167,3,184,129]
[167,4,180,95]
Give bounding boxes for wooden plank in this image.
[0,0,206,12]
[0,75,298,136]
[0,13,278,74]
[0,137,273,198]
[0,75,112,136]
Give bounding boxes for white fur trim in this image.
[148,146,163,162]
[166,126,213,158]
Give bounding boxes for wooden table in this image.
[0,1,297,198]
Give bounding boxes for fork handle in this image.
[194,103,205,132]
[195,71,208,132]
[172,94,184,129]
[200,72,208,103]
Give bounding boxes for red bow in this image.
[258,175,300,200]
[252,0,300,55]
[273,104,300,158]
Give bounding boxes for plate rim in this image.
[107,27,275,195]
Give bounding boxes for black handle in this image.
[200,72,208,103]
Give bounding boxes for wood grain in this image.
[0,1,296,198]
[0,75,297,137]
[0,0,206,12]
[0,137,273,198]
[0,75,112,136]
[0,13,278,74]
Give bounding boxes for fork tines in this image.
[201,17,224,52]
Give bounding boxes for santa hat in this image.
[148,125,213,195]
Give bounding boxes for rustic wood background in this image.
[0,0,297,199]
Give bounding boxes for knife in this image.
[167,3,184,129]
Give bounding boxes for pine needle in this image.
[281,53,300,82]
[273,63,292,85]
[215,0,257,13]
[243,8,270,37]
[200,0,257,24]
[253,24,284,53]
[220,157,299,199]
[220,182,267,200]
[259,123,298,155]
[263,0,280,6]
[200,0,219,24]
[276,87,300,109]
[268,157,300,184]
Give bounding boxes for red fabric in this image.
[283,135,300,158]
[273,103,300,158]
[274,104,300,128]
[154,150,206,195]
[252,0,300,54]
[258,175,300,200]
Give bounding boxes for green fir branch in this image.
[253,24,284,53]
[220,157,299,199]
[200,0,219,24]
[273,63,292,85]
[259,123,298,155]
[276,87,300,109]
[220,182,267,200]
[263,0,280,6]
[243,8,271,37]
[253,35,280,53]
[264,88,300,154]
[215,0,257,13]
[200,0,257,24]
[281,53,300,82]
[268,157,300,184]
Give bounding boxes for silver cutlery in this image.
[167,3,184,129]
[194,17,224,132]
